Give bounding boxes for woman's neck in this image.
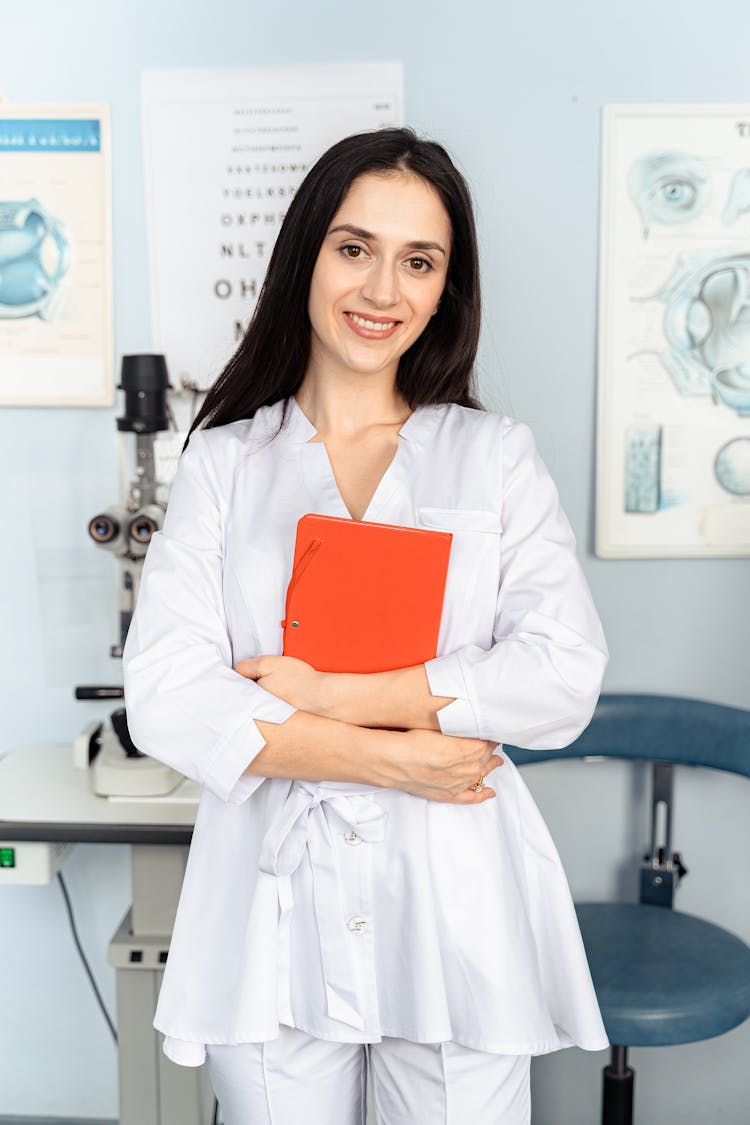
[294,371,411,441]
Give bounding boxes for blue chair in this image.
[505,693,750,1125]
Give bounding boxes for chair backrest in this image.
[504,693,750,779]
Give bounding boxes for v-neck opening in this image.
[303,432,405,522]
[282,394,445,523]
[291,396,416,522]
[322,440,401,522]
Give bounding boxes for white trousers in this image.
[206,1025,531,1125]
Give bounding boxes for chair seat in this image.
[575,902,750,1047]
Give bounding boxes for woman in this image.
[123,127,609,1125]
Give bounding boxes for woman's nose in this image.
[360,259,399,308]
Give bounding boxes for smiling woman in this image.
[123,127,609,1125]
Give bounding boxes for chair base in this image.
[602,1046,634,1125]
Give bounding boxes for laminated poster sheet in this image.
[142,63,404,394]
[597,104,750,557]
[0,103,114,407]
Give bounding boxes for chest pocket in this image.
[416,507,502,653]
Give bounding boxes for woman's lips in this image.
[344,311,401,340]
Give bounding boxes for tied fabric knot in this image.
[258,781,388,1031]
[258,783,388,877]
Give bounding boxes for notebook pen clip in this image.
[280,537,323,629]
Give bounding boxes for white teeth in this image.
[348,313,396,331]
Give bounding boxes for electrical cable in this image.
[57,871,118,1045]
[58,872,220,1120]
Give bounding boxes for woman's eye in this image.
[342,245,364,259]
[407,257,431,272]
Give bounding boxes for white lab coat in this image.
[123,396,609,1067]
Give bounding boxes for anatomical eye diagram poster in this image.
[0,103,114,407]
[142,62,404,394]
[597,104,750,557]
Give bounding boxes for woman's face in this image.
[306,171,452,385]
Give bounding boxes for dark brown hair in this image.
[189,127,483,440]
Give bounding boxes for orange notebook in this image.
[281,513,452,673]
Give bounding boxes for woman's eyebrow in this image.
[327,223,447,256]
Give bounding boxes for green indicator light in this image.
[0,847,16,869]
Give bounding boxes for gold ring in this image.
[472,774,485,790]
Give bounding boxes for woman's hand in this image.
[238,658,453,732]
[250,710,501,806]
[235,654,325,713]
[240,657,502,803]
[379,728,503,804]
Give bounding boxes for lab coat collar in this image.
[277,394,444,448]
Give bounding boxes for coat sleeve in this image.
[122,429,297,804]
[423,419,608,749]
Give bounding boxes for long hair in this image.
[188,127,483,440]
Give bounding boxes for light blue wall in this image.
[1,0,748,1120]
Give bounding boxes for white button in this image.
[343,831,362,846]
[347,916,369,934]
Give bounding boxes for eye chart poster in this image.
[142,63,403,393]
[0,103,114,407]
[597,104,750,557]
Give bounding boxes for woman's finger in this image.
[483,752,504,773]
[452,786,496,805]
[235,658,261,680]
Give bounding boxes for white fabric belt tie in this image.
[258,781,388,1031]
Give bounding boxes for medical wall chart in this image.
[597,104,750,557]
[0,103,114,407]
[142,63,403,393]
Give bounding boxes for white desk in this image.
[0,742,198,842]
